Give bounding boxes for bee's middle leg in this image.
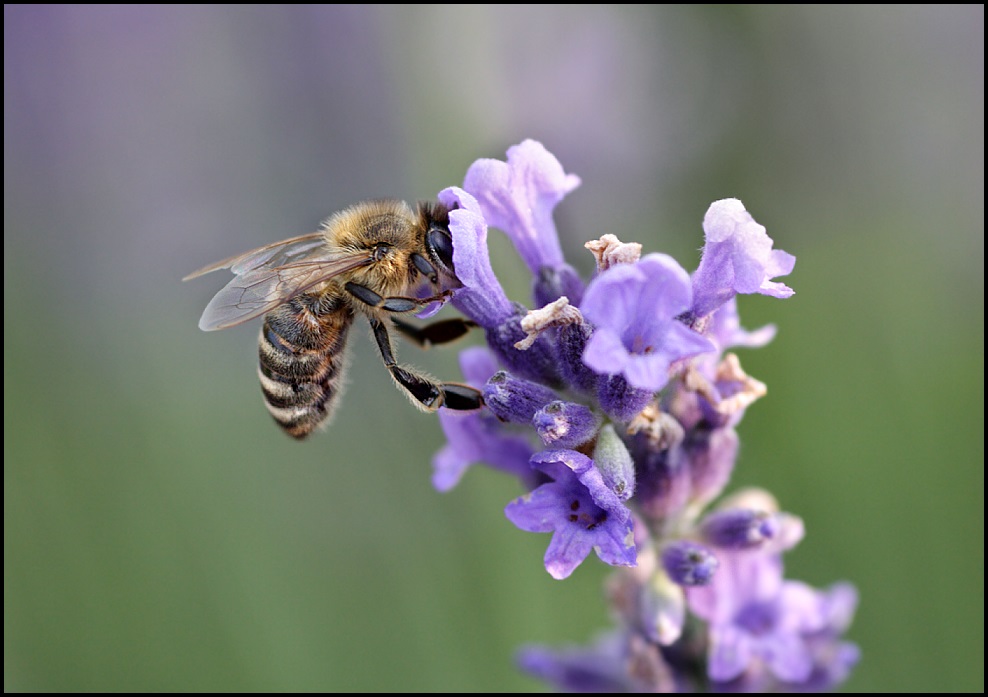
[369,318,483,412]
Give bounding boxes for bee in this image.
[184,199,483,439]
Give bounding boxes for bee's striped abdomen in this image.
[258,292,354,439]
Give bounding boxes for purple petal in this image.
[580,261,643,331]
[592,524,638,570]
[432,347,534,492]
[505,486,565,534]
[544,527,596,579]
[822,582,859,633]
[457,345,500,386]
[691,199,795,319]
[763,631,814,683]
[708,625,754,682]
[517,631,634,693]
[635,254,693,321]
[438,186,515,329]
[532,447,594,482]
[463,139,581,275]
[581,329,631,375]
[765,248,797,279]
[621,353,672,392]
[433,410,534,492]
[510,450,636,578]
[658,322,718,364]
[777,580,830,634]
[707,298,777,352]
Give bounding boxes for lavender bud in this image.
[483,371,557,424]
[684,425,739,510]
[486,306,562,386]
[636,446,691,522]
[597,374,653,423]
[592,424,636,501]
[557,321,599,394]
[534,263,585,308]
[700,509,779,549]
[660,541,719,586]
[641,570,685,646]
[533,401,600,449]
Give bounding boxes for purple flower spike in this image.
[422,145,853,690]
[438,186,515,330]
[581,254,716,392]
[690,199,796,320]
[505,450,637,580]
[463,139,581,278]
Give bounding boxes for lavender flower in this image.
[504,449,637,580]
[688,199,796,322]
[440,185,561,385]
[428,140,856,691]
[687,500,859,688]
[463,138,585,307]
[580,253,715,393]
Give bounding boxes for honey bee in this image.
[184,199,483,439]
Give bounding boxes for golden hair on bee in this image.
[184,199,482,439]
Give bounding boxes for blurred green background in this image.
[4,5,982,692]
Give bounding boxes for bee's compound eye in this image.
[427,228,454,272]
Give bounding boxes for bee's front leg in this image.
[345,282,451,314]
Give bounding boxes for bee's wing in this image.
[182,232,328,281]
[188,235,373,331]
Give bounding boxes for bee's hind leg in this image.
[369,318,483,412]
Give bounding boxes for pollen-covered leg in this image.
[370,319,483,412]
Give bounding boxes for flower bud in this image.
[483,370,557,424]
[592,424,636,501]
[700,509,779,549]
[597,374,653,423]
[533,401,601,449]
[660,541,719,586]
